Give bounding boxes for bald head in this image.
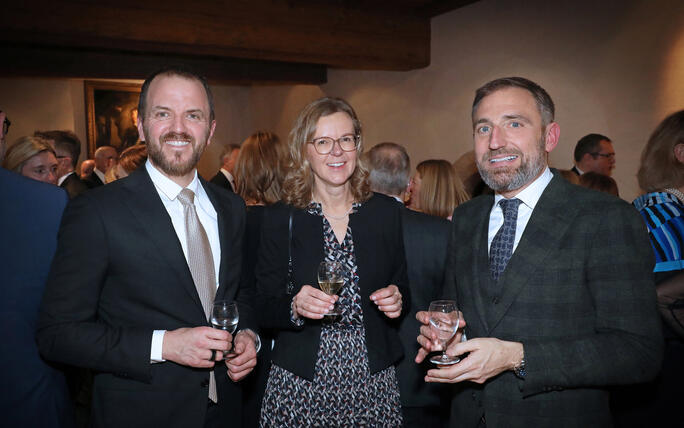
[364,142,411,197]
[94,146,118,173]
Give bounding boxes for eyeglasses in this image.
[2,117,10,135]
[307,134,359,155]
[590,152,615,159]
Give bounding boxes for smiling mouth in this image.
[489,155,518,164]
[165,140,190,147]
[327,162,345,167]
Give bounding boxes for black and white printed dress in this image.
[259,202,403,427]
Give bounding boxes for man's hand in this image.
[371,285,402,318]
[225,330,258,381]
[162,327,231,368]
[292,285,337,320]
[424,338,523,384]
[415,310,466,363]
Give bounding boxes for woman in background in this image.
[232,130,286,428]
[257,97,407,426]
[3,136,58,185]
[104,144,147,183]
[408,159,469,219]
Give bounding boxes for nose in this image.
[489,125,506,150]
[330,139,344,156]
[47,170,57,185]
[171,114,187,133]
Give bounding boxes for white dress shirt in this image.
[57,171,75,186]
[146,160,221,361]
[94,168,106,184]
[487,167,553,253]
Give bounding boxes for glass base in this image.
[430,354,460,365]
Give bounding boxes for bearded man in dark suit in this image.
[416,77,663,427]
[37,67,259,428]
[364,142,451,427]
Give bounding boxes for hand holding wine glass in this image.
[211,300,239,360]
[428,300,461,365]
[317,260,346,317]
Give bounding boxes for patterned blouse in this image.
[633,191,684,273]
[259,201,402,427]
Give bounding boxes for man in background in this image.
[80,159,95,181]
[210,143,240,192]
[0,109,73,427]
[36,130,89,199]
[85,145,118,188]
[364,142,451,428]
[571,133,615,176]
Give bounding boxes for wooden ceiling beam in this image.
[1,43,327,85]
[2,0,431,71]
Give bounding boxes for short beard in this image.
[477,138,546,193]
[146,129,206,177]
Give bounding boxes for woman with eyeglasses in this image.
[256,97,408,426]
[3,136,59,185]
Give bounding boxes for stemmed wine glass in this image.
[317,260,346,317]
[428,299,461,365]
[211,300,239,360]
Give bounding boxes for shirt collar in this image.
[494,166,553,210]
[94,168,106,183]
[57,171,74,186]
[145,159,200,201]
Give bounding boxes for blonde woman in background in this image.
[3,136,58,185]
[408,159,469,220]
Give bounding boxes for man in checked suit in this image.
[37,67,259,428]
[416,77,663,427]
[365,142,451,427]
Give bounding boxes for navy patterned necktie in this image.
[489,198,522,282]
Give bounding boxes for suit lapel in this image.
[120,168,205,313]
[468,196,494,334]
[486,175,578,331]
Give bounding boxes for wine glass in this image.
[211,300,239,359]
[317,260,346,317]
[428,300,461,365]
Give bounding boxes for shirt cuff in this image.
[150,330,166,363]
[238,329,261,353]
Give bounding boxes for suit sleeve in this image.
[521,202,664,396]
[36,194,153,382]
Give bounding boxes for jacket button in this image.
[201,379,209,387]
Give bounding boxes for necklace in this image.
[664,188,684,204]
[322,206,353,221]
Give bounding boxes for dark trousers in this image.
[402,405,448,428]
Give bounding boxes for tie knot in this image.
[499,198,521,218]
[177,188,195,206]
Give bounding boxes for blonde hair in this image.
[637,110,684,192]
[282,97,371,209]
[234,131,286,205]
[3,136,56,173]
[416,159,470,219]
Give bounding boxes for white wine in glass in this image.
[211,300,239,359]
[318,260,345,317]
[428,300,461,365]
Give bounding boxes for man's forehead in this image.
[474,87,539,121]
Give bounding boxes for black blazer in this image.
[396,205,451,409]
[256,193,409,381]
[84,172,104,189]
[445,172,663,427]
[60,172,89,199]
[37,167,254,428]
[210,171,234,193]
[0,168,73,427]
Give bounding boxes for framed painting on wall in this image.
[84,81,142,158]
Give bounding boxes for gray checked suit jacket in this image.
[445,171,663,428]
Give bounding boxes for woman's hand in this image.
[371,284,402,318]
[292,285,337,320]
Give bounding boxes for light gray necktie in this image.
[177,188,218,402]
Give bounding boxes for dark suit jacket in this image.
[445,171,663,427]
[210,171,234,193]
[0,168,73,427]
[37,167,253,428]
[256,193,409,380]
[84,172,104,189]
[570,166,581,175]
[60,172,89,199]
[396,205,451,409]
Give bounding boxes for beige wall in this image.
[2,0,683,201]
